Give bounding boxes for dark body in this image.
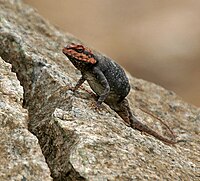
[82,53,130,105]
[63,44,176,145]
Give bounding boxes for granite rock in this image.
[0,0,199,180]
[0,57,52,181]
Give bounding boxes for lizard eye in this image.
[76,48,84,53]
[75,45,85,53]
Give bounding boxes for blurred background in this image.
[24,0,200,107]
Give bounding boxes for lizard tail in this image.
[109,98,177,145]
[130,115,177,145]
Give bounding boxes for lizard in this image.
[62,43,177,145]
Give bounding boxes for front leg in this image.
[71,76,86,92]
[93,67,110,107]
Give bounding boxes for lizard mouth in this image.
[62,44,72,55]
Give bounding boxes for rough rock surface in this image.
[0,0,200,180]
[0,57,52,181]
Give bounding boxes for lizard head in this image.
[62,43,97,67]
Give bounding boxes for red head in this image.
[62,43,97,64]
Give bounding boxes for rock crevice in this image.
[0,0,199,180]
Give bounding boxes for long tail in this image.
[130,115,177,145]
[111,98,177,145]
[139,107,176,138]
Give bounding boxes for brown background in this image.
[24,0,200,107]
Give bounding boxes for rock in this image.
[0,0,199,180]
[0,57,52,181]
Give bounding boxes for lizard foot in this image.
[90,101,105,113]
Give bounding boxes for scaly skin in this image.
[62,43,176,145]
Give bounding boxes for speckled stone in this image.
[0,0,199,180]
[0,58,52,181]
